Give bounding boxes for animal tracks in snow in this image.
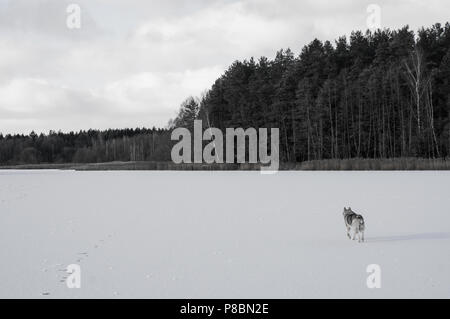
[40,232,116,297]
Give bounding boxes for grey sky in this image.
[0,0,449,134]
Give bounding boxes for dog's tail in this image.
[358,217,365,231]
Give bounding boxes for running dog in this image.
[343,207,365,243]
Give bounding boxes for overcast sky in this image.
[0,0,449,134]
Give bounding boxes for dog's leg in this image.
[361,231,365,242]
[346,226,351,239]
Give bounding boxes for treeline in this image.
[3,23,450,166]
[173,23,450,162]
[0,128,171,165]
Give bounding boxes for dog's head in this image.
[342,207,353,216]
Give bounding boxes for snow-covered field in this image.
[0,170,449,299]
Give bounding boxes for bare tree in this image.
[404,47,426,134]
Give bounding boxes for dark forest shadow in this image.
[367,232,450,243]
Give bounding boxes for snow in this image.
[0,170,449,298]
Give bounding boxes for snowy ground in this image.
[0,170,449,299]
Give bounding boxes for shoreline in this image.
[1,158,450,171]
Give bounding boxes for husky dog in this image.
[343,207,365,243]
